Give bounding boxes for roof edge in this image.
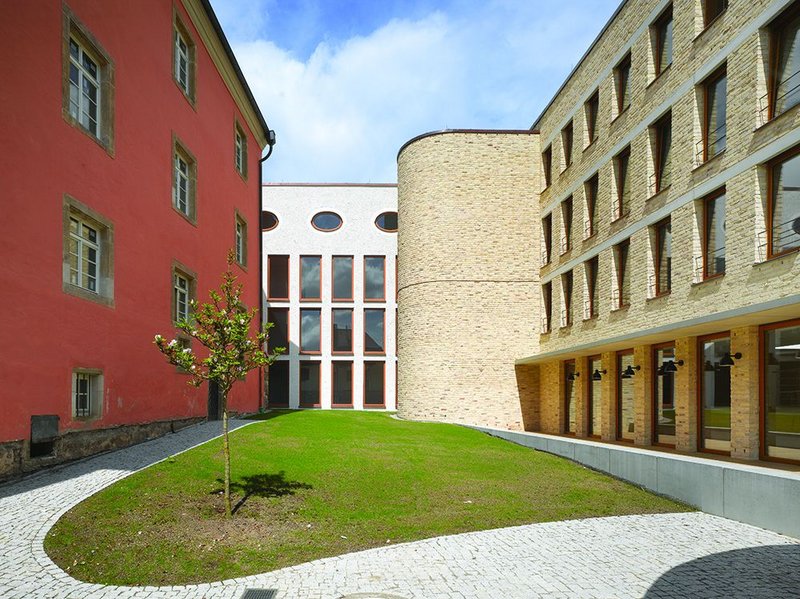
[397,128,540,161]
[263,183,398,188]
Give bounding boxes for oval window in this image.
[311,211,343,231]
[261,211,278,231]
[375,211,398,232]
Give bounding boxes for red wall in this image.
[0,0,265,443]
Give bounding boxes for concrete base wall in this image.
[0,416,204,482]
[472,426,800,539]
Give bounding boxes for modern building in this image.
[398,0,800,466]
[262,184,398,410]
[0,0,273,479]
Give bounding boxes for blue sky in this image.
[210,0,621,183]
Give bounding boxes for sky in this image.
[210,0,621,183]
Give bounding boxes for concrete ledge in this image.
[471,426,800,539]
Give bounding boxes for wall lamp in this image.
[661,359,684,374]
[567,371,580,381]
[621,364,640,379]
[719,352,742,367]
[592,368,607,381]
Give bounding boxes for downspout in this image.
[258,129,277,410]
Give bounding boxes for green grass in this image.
[45,411,690,585]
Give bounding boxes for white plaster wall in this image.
[262,184,398,410]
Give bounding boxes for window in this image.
[653,344,677,446]
[654,218,672,296]
[588,356,602,437]
[767,3,800,120]
[172,264,196,323]
[542,145,552,188]
[614,239,630,308]
[653,5,673,77]
[333,256,354,301]
[332,361,353,407]
[585,91,599,146]
[267,361,289,407]
[72,370,102,419]
[701,66,727,162]
[564,360,577,434]
[261,211,278,231]
[561,270,573,327]
[235,212,247,267]
[585,256,599,319]
[267,307,289,353]
[267,255,289,300]
[375,212,398,232]
[364,309,385,354]
[560,196,573,254]
[63,6,114,152]
[311,211,343,231]
[614,52,632,116]
[299,361,321,408]
[699,334,732,453]
[703,0,728,28]
[332,308,353,353]
[763,320,800,462]
[173,13,196,103]
[613,146,631,220]
[651,112,672,194]
[542,213,553,265]
[300,308,321,354]
[300,256,321,300]
[63,195,114,306]
[702,188,726,278]
[561,121,573,169]
[542,282,553,333]
[768,145,800,258]
[234,122,248,179]
[584,174,598,238]
[172,138,196,222]
[364,362,385,407]
[617,350,635,442]
[364,256,385,301]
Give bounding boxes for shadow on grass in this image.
[212,471,312,514]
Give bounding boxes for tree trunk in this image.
[222,392,232,518]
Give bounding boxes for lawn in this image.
[45,411,689,585]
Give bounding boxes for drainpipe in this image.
[258,129,277,411]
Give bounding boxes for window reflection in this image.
[700,336,731,452]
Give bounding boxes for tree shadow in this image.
[644,544,800,598]
[211,471,312,514]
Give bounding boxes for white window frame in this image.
[68,215,100,294]
[72,370,103,420]
[68,37,101,137]
[235,128,245,175]
[173,152,190,216]
[174,272,190,322]
[236,218,246,265]
[174,29,190,96]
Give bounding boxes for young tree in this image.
[154,253,284,517]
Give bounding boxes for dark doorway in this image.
[208,379,221,421]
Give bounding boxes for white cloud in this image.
[229,1,618,182]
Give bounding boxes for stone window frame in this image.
[234,209,248,268]
[61,3,115,156]
[234,119,248,180]
[72,368,103,421]
[172,134,198,225]
[171,260,197,325]
[172,6,197,107]
[62,194,114,308]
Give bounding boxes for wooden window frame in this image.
[331,308,354,355]
[364,256,386,302]
[696,331,732,455]
[267,361,290,408]
[614,239,630,309]
[585,91,599,146]
[562,270,574,327]
[652,341,677,448]
[267,255,290,301]
[653,5,673,78]
[331,360,354,408]
[267,307,289,353]
[767,3,800,121]
[563,359,577,435]
[332,255,354,302]
[652,112,672,195]
[234,120,248,180]
[560,196,573,255]
[701,65,727,163]
[702,0,728,30]
[234,210,248,269]
[587,355,602,438]
[542,282,553,333]
[616,349,635,443]
[299,255,322,301]
[584,174,598,239]
[542,145,552,188]
[299,308,322,355]
[72,369,103,420]
[701,187,726,279]
[364,308,386,355]
[766,143,800,260]
[363,361,386,409]
[172,8,196,106]
[561,121,573,169]
[299,361,321,408]
[171,261,196,324]
[653,217,672,297]
[63,194,114,307]
[613,147,631,221]
[585,256,599,320]
[542,213,553,265]
[172,135,197,224]
[614,53,632,116]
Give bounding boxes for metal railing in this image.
[760,217,800,259]
[561,306,572,327]
[758,68,800,125]
[540,314,551,334]
[584,217,594,239]
[695,123,726,165]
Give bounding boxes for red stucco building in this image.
[0,0,274,478]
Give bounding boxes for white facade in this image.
[262,183,398,410]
